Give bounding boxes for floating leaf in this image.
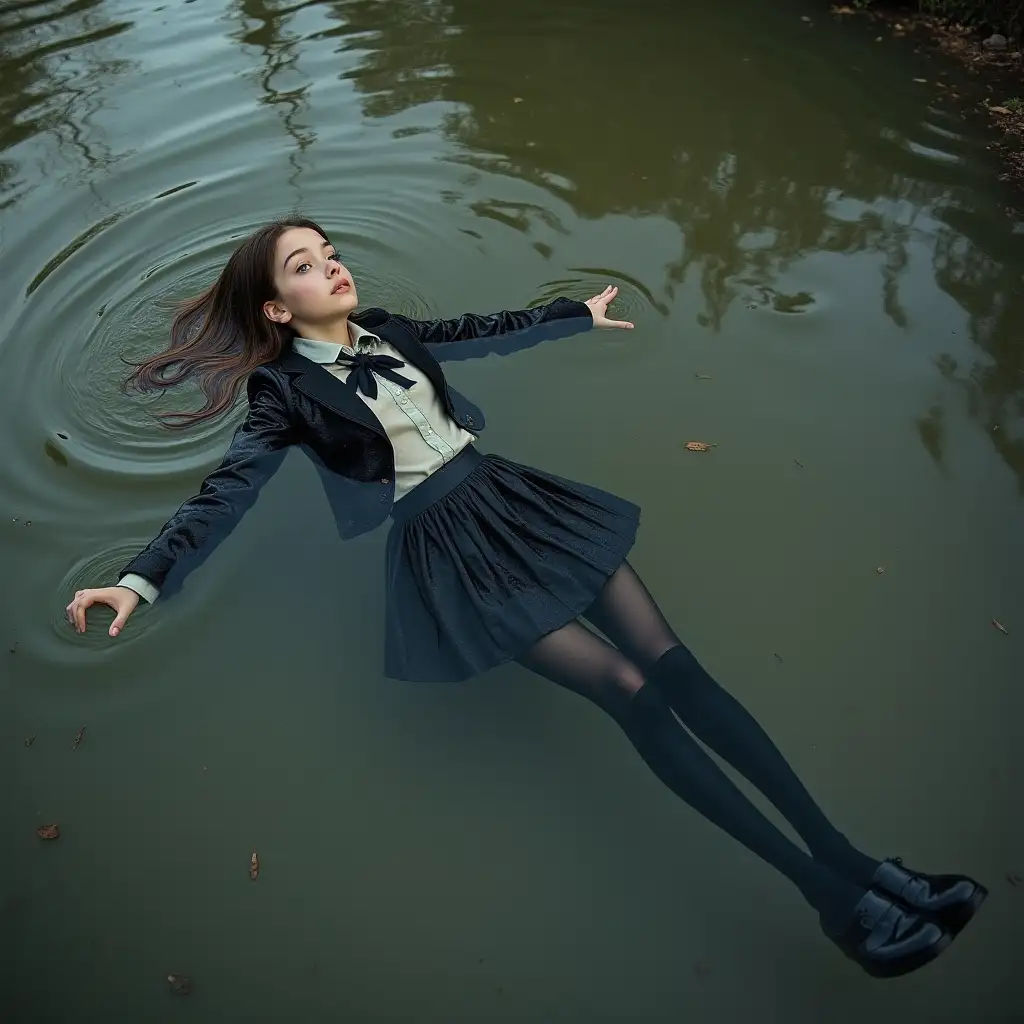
[167,974,192,996]
[876,567,886,575]
[37,824,60,840]
[685,442,716,452]
[249,850,259,881]
[73,726,85,750]
[989,106,1011,115]
[831,5,856,14]
[793,459,805,469]
[913,78,928,83]
[513,97,523,103]
[24,736,35,747]
[992,619,1009,635]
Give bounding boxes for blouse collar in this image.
[292,321,381,364]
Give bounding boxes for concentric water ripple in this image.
[50,539,159,654]
[343,245,439,320]
[10,182,451,487]
[533,269,668,320]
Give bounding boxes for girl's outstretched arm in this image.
[66,370,297,635]
[392,287,632,362]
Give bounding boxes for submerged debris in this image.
[167,974,192,996]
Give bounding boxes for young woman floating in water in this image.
[66,218,986,977]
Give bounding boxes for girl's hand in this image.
[585,286,634,330]
[65,586,140,637]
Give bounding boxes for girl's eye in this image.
[296,254,339,272]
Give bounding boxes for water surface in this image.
[2,1,1022,1020]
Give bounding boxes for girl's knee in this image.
[608,659,646,700]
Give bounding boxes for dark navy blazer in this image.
[118,298,594,598]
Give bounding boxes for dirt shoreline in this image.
[830,5,1023,202]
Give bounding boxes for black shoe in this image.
[872,857,988,934]
[825,890,952,979]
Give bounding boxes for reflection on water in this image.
[320,0,1024,485]
[232,0,317,188]
[0,0,135,207]
[2,0,1021,1020]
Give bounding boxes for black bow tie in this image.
[336,350,416,400]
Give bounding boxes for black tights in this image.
[516,562,879,929]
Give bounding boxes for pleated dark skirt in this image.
[384,445,640,682]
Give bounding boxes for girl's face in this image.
[263,226,358,332]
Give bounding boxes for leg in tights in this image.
[583,562,880,887]
[516,620,865,931]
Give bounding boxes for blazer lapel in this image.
[279,349,387,438]
[276,310,452,436]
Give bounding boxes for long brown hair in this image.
[123,216,330,428]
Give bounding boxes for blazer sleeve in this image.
[116,369,298,602]
[389,297,594,361]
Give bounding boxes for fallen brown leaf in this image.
[249,850,259,881]
[73,726,85,750]
[167,974,192,996]
[37,824,60,840]
[831,5,856,14]
[992,619,1009,635]
[685,442,716,452]
[989,106,1011,115]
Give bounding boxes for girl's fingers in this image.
[74,594,105,633]
[109,606,130,638]
[587,286,617,305]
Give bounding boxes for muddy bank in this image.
[829,4,1023,199]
